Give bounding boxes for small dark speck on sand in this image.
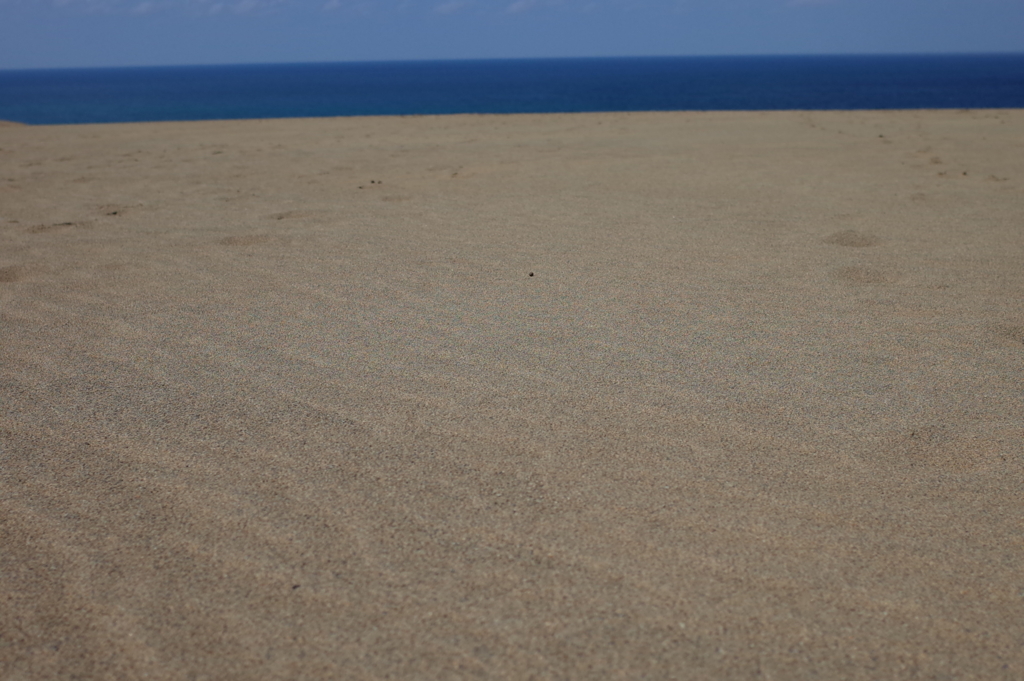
[529,272,534,277]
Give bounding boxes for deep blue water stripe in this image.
[1,54,1023,125]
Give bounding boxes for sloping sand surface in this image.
[2,110,1023,679]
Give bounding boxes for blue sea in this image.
[1,54,1023,125]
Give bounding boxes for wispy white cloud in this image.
[131,0,159,13]
[321,0,375,14]
[41,0,293,14]
[505,0,535,13]
[434,0,470,14]
[51,0,119,11]
[36,0,603,17]
[232,0,259,12]
[218,0,289,13]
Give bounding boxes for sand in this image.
[1,109,1023,679]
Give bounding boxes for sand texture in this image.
[2,110,1023,679]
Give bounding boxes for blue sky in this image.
[1,0,1023,69]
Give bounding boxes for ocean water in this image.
[1,54,1023,125]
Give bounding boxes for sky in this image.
[1,0,1023,70]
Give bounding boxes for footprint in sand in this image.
[0,265,25,282]
[824,230,880,247]
[885,425,995,473]
[992,324,1024,346]
[99,204,130,216]
[888,426,952,466]
[27,222,76,234]
[219,234,273,247]
[266,210,320,221]
[834,266,896,285]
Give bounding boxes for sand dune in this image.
[2,110,1023,679]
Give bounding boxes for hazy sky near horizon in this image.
[1,0,1022,70]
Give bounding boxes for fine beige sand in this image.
[2,110,1023,679]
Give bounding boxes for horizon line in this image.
[4,50,1024,73]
